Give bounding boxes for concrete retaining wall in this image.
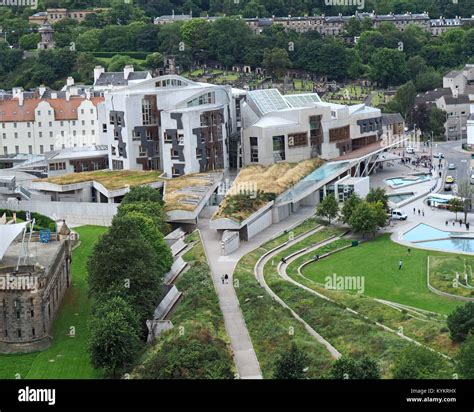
[0,199,117,226]
[247,208,272,240]
[221,230,240,255]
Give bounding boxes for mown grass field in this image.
[302,234,463,315]
[0,226,106,379]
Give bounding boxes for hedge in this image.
[91,51,148,60]
[0,209,56,231]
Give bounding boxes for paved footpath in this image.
[198,206,315,379]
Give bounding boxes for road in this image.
[432,140,470,194]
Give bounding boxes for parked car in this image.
[391,209,407,220]
[445,176,455,184]
[444,183,452,191]
[405,146,415,154]
[448,163,456,170]
[433,153,445,159]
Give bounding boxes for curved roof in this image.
[0,222,28,262]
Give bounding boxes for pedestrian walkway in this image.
[198,206,315,379]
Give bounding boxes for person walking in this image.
[418,209,421,216]
[453,221,455,227]
[467,222,470,231]
[399,260,403,270]
[460,219,463,227]
[221,275,225,285]
[407,248,411,255]
[224,274,229,284]
[445,220,448,226]
[422,209,425,217]
[413,207,416,215]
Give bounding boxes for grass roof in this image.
[214,158,324,222]
[164,172,220,212]
[36,170,162,191]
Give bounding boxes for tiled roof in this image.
[0,96,104,122]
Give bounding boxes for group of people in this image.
[446,219,470,230]
[413,208,425,217]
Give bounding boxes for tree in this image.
[447,302,474,343]
[75,29,101,52]
[329,355,380,379]
[456,180,473,224]
[89,297,142,377]
[273,343,309,379]
[87,219,164,325]
[107,55,142,72]
[448,197,464,221]
[136,328,234,379]
[428,107,447,139]
[122,185,163,205]
[392,81,417,119]
[456,333,474,379]
[144,52,164,71]
[341,193,362,224]
[366,187,389,211]
[348,201,378,238]
[316,194,339,225]
[116,202,170,235]
[18,33,39,50]
[368,201,387,230]
[112,212,173,276]
[369,48,408,88]
[392,346,450,379]
[262,47,291,79]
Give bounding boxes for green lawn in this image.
[0,226,106,379]
[302,234,464,315]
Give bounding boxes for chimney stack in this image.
[38,85,46,97]
[93,65,105,83]
[123,65,134,80]
[66,76,74,87]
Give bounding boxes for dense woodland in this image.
[0,1,473,97]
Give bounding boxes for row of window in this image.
[4,328,36,339]
[2,129,95,139]
[0,115,95,130]
[3,142,90,155]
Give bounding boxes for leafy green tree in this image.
[448,198,464,221]
[75,29,101,51]
[18,33,39,50]
[392,346,450,379]
[329,355,381,379]
[341,193,362,224]
[117,201,170,235]
[262,47,290,79]
[122,185,163,205]
[89,297,142,377]
[316,194,339,225]
[107,55,142,72]
[112,212,173,275]
[273,343,309,379]
[366,187,388,211]
[136,328,234,379]
[87,219,164,324]
[348,201,378,238]
[391,81,417,118]
[368,201,387,229]
[428,107,447,139]
[456,333,474,379]
[369,48,408,87]
[447,302,474,343]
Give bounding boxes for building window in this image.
[50,145,54,151]
[171,148,179,159]
[40,145,44,154]
[177,133,184,144]
[250,136,259,163]
[272,135,285,161]
[14,132,17,139]
[18,329,22,338]
[329,125,350,142]
[15,146,19,154]
[139,145,147,156]
[142,97,157,125]
[28,145,32,154]
[164,132,172,143]
[3,146,7,155]
[102,124,107,132]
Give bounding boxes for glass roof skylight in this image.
[283,93,321,107]
[247,89,290,115]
